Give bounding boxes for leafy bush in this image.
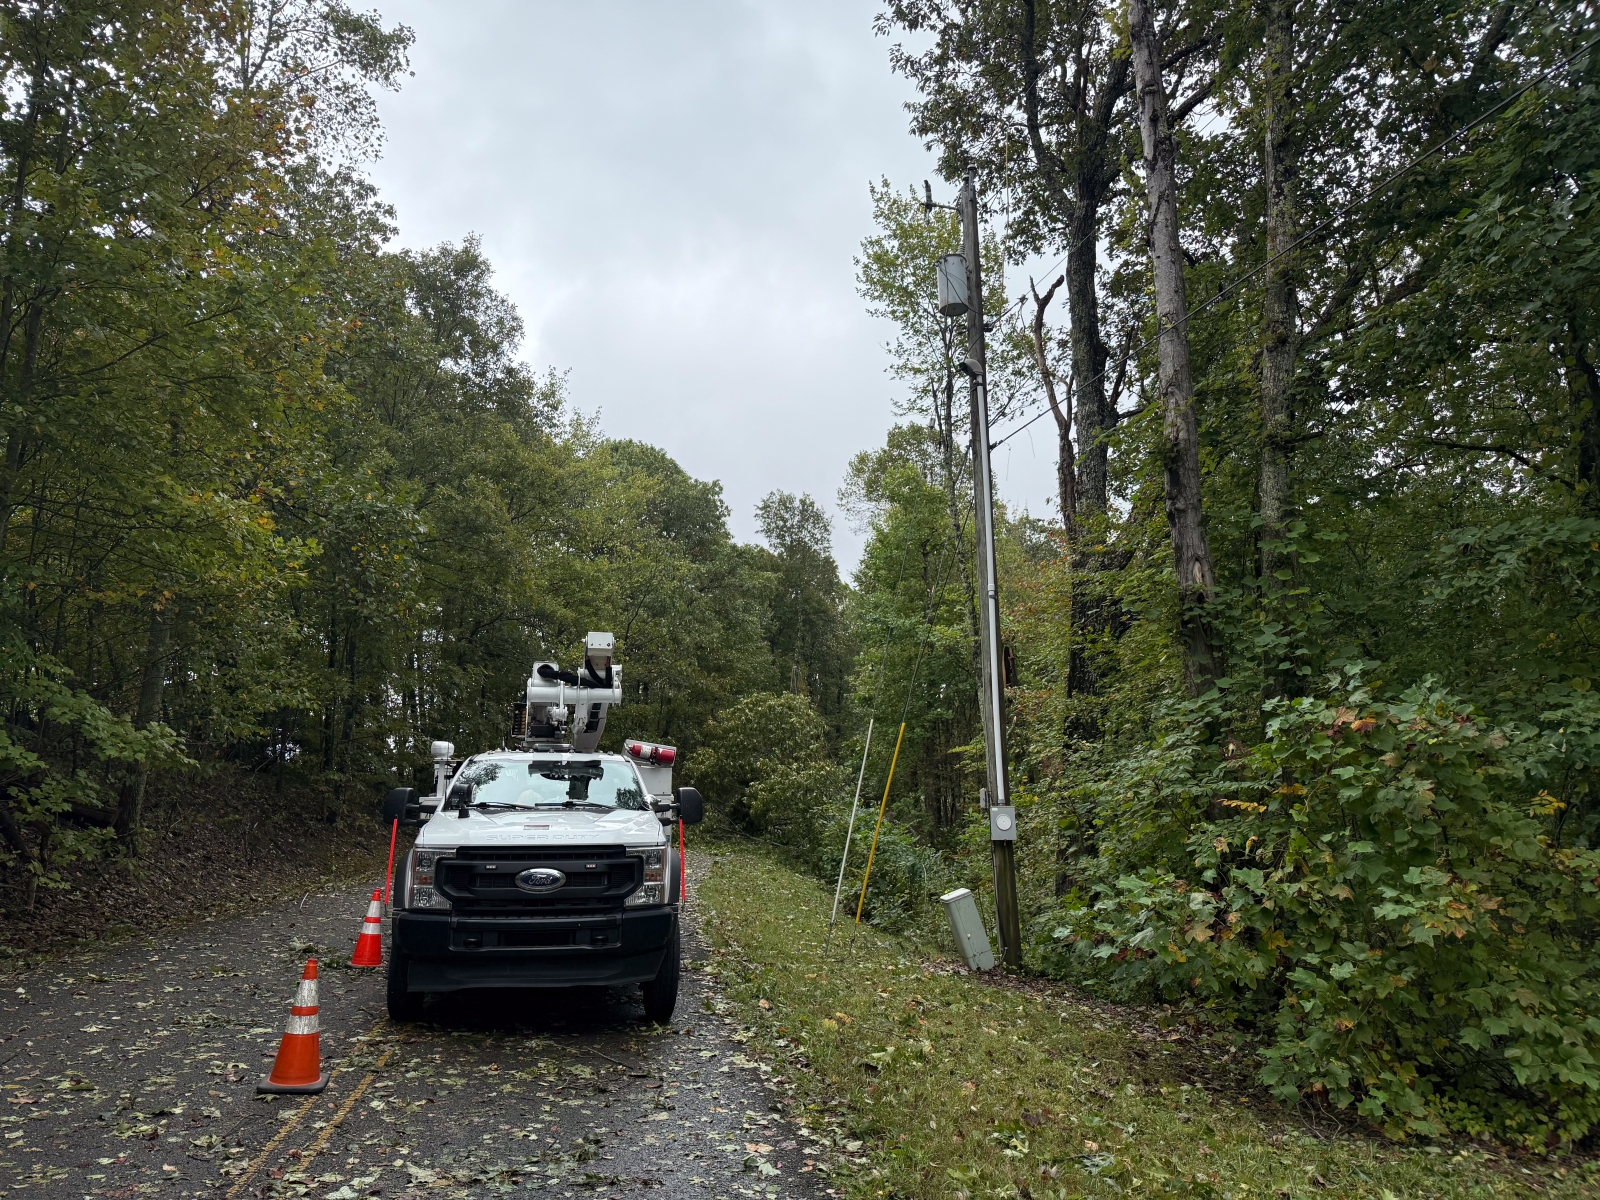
[818,807,949,932]
[743,758,849,855]
[687,692,833,833]
[689,691,946,930]
[1049,668,1600,1144]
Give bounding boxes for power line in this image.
[990,29,1600,452]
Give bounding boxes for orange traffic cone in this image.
[350,888,384,968]
[257,958,331,1094]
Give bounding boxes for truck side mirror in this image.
[676,786,703,826]
[383,787,420,827]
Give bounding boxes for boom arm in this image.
[522,632,622,751]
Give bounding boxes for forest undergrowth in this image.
[0,775,392,973]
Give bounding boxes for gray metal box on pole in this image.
[939,887,996,971]
[936,254,969,316]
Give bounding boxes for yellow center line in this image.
[224,1092,319,1199]
[224,1022,393,1198]
[297,1044,397,1167]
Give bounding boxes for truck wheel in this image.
[640,918,680,1024]
[387,945,425,1023]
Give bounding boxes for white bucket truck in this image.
[381,633,703,1023]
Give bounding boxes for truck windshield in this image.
[453,759,649,811]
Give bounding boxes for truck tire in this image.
[387,944,425,1023]
[640,917,680,1024]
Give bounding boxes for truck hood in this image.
[416,806,664,847]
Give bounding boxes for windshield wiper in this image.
[529,801,612,812]
[464,802,543,812]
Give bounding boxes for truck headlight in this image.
[408,847,454,910]
[625,845,665,906]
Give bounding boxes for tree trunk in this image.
[0,305,43,549]
[1130,0,1220,695]
[1030,274,1077,538]
[1063,54,1130,518]
[1065,226,1110,512]
[1018,0,1130,514]
[115,599,173,850]
[0,793,36,910]
[1258,0,1298,585]
[1570,316,1600,505]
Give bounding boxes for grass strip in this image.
[697,844,1595,1199]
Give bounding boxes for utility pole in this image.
[957,172,1022,969]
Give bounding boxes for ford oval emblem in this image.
[515,867,566,892]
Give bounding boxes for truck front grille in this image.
[435,845,638,914]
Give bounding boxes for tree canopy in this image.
[0,2,851,915]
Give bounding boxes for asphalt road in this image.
[0,859,832,1200]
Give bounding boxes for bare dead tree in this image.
[1129,0,1221,695]
[1030,274,1077,540]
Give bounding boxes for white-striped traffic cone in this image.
[351,888,383,968]
[257,958,331,1094]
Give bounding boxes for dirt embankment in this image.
[0,771,398,971]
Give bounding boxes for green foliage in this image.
[754,491,855,734]
[865,0,1600,1147]
[827,812,949,933]
[689,692,833,833]
[746,759,853,870]
[688,689,943,929]
[0,637,188,900]
[1048,667,1600,1144]
[843,424,982,839]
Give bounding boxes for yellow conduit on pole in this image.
[854,721,907,924]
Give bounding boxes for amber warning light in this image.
[624,739,676,766]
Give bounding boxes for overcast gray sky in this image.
[364,0,1059,569]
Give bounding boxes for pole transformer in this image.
[958,172,1022,968]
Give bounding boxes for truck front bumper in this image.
[393,908,673,993]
